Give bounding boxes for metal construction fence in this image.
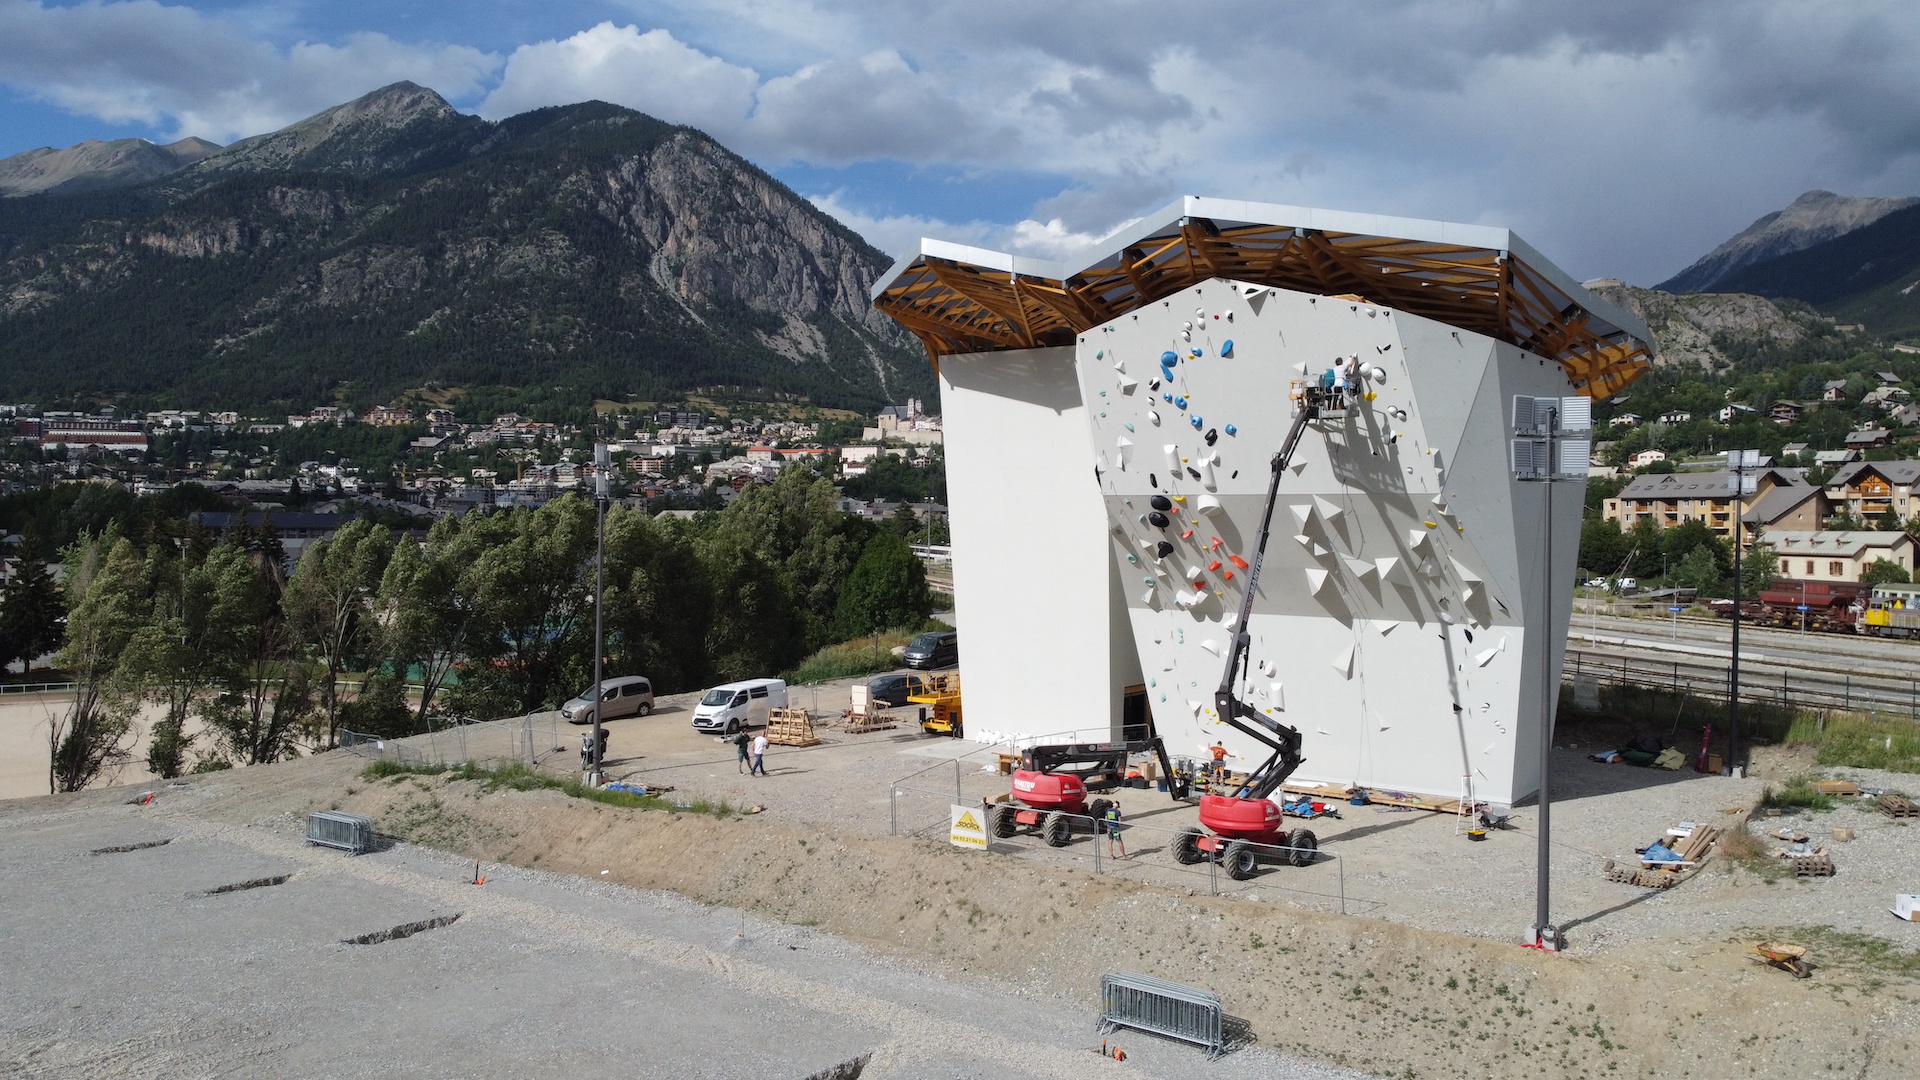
[1099,971,1226,1059]
[1566,647,1920,719]
[338,712,571,769]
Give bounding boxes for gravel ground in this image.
[0,799,1368,1080]
[443,677,1920,962]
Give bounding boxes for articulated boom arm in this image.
[1024,737,1189,800]
[1213,395,1324,801]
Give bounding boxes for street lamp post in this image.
[1511,393,1591,953]
[588,442,610,785]
[1726,449,1759,776]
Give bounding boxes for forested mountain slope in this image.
[0,83,931,412]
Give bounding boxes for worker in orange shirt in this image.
[1208,741,1229,783]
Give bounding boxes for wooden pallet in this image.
[1603,825,1719,890]
[1603,860,1683,889]
[1880,794,1917,818]
[765,707,820,747]
[1789,851,1836,877]
[1279,781,1463,814]
[841,686,897,734]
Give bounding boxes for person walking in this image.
[732,729,751,774]
[749,731,769,776]
[1104,801,1129,860]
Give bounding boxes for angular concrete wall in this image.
[938,347,1137,745]
[1075,281,1582,805]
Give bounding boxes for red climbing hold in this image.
[1230,554,1249,569]
[1180,530,1194,539]
[1208,560,1223,571]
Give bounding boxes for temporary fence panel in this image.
[306,810,375,853]
[1099,971,1225,1058]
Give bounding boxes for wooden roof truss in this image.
[873,217,1652,397]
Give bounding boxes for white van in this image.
[691,678,788,734]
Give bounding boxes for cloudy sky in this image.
[4,0,1918,285]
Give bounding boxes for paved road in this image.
[0,801,1367,1080]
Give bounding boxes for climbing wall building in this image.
[872,198,1653,805]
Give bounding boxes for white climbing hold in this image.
[1293,533,1313,548]
[1311,543,1329,558]
[1165,444,1181,471]
[1371,619,1397,635]
[1452,557,1482,584]
[1407,528,1428,549]
[1291,360,1309,375]
[1187,699,1203,715]
[1330,644,1354,679]
[1115,437,1133,468]
[1474,637,1507,667]
[1375,555,1402,583]
[1342,555,1375,579]
[1149,411,1162,426]
[1198,639,1220,655]
[1304,567,1329,594]
[1290,503,1315,527]
[1313,495,1344,522]
[1118,375,1138,393]
[1142,588,1156,606]
[1269,681,1285,710]
[1258,658,1276,677]
[1198,460,1217,491]
[1197,493,1223,516]
[1186,564,1206,582]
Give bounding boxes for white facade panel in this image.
[939,347,1127,745]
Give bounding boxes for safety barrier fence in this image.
[1099,971,1226,1059]
[337,712,570,769]
[1567,647,1920,719]
[886,728,1100,839]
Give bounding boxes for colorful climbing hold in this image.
[1190,415,1203,429]
[1208,560,1223,572]
[1123,421,1135,431]
[1220,339,1234,357]
[1224,424,1237,436]
[1180,529,1194,539]
[1160,351,1178,366]
[1174,395,1187,409]
[1229,554,1249,569]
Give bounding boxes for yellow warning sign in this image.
[950,804,988,850]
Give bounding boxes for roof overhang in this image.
[870,195,1655,398]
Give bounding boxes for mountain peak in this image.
[1659,188,1920,293]
[183,82,482,182]
[0,135,223,197]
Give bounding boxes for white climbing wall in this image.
[1075,280,1582,806]
[939,346,1140,746]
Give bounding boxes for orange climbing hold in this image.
[1208,560,1223,571]
[1229,554,1249,569]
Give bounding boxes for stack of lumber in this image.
[1280,781,1465,814]
[1603,824,1720,889]
[765,707,820,747]
[841,686,896,734]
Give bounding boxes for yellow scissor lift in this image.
[907,671,963,738]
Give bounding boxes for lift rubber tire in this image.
[1224,840,1259,880]
[1087,798,1113,835]
[988,803,1017,839]
[1287,829,1318,867]
[1043,811,1072,847]
[1173,827,1205,865]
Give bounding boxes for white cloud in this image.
[805,190,1139,262]
[0,0,498,144]
[481,23,757,135]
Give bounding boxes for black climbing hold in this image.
[1464,629,1474,643]
[1205,428,1218,445]
[1148,512,1171,528]
[1150,495,1173,511]
[1231,470,1239,479]
[1186,467,1202,481]
[1148,379,1161,391]
[1155,541,1175,559]
[1149,473,1159,488]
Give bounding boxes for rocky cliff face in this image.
[0,85,928,411]
[1658,189,1919,293]
[0,137,221,197]
[1585,279,1804,369]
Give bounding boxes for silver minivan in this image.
[561,675,655,725]
[691,678,788,734]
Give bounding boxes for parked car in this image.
[561,675,654,725]
[1617,577,1638,592]
[867,672,931,708]
[1584,577,1608,588]
[691,678,788,734]
[902,631,958,670]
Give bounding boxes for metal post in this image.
[1728,450,1753,775]
[1535,414,1555,950]
[589,443,610,785]
[955,758,962,805]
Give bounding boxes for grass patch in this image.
[1757,775,1837,813]
[1786,712,1920,773]
[358,759,735,817]
[783,623,943,685]
[1557,682,1805,746]
[1751,926,1920,981]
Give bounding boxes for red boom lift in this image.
[991,739,1188,846]
[1172,384,1337,879]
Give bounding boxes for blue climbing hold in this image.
[1190,415,1204,429]
[1225,424,1238,436]
[1163,392,1174,403]
[1221,339,1234,356]
[1189,348,1201,359]
[1174,396,1187,409]
[1160,351,1178,366]
[1123,421,1135,431]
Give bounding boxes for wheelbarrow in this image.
[1744,940,1811,978]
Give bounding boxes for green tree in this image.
[1860,558,1911,585]
[50,533,144,791]
[118,544,238,778]
[1670,545,1723,596]
[1578,518,1628,578]
[1739,542,1779,600]
[0,559,64,674]
[197,543,311,766]
[830,531,933,640]
[697,529,804,682]
[601,509,713,694]
[283,519,395,746]
[711,468,873,651]
[370,525,470,729]
[443,497,596,713]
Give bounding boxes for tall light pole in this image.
[1725,449,1758,776]
[588,442,610,785]
[1511,393,1591,953]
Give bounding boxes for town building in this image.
[1768,531,1916,582]
[1826,461,1920,522]
[1602,467,1825,539]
